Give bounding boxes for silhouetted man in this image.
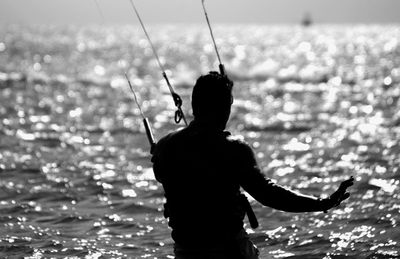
[152,72,354,259]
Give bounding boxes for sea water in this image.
[0,24,399,258]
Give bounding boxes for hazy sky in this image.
[1,0,399,25]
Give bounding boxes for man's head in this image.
[191,71,233,129]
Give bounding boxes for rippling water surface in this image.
[1,24,400,258]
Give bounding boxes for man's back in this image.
[152,121,251,248]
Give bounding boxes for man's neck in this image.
[192,118,225,131]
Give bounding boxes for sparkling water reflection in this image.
[0,24,400,258]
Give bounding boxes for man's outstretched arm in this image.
[235,143,354,213]
[241,170,353,212]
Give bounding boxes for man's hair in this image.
[191,71,233,119]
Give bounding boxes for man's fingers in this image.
[337,178,354,195]
[340,177,354,189]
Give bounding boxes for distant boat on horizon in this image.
[301,12,313,27]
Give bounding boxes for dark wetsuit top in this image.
[152,120,322,248]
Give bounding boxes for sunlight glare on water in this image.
[0,24,400,258]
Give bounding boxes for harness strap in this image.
[239,194,259,229]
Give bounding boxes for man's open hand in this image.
[323,176,354,212]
